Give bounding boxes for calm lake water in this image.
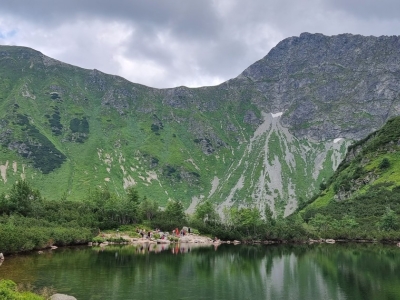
[1,243,400,300]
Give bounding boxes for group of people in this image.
[135,227,192,240]
[172,227,191,237]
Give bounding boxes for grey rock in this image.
[50,294,77,300]
[243,110,261,126]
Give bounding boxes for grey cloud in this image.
[1,0,399,88]
[0,0,220,41]
[325,0,400,20]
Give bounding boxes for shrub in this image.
[379,158,390,170]
[92,236,106,243]
[0,279,44,300]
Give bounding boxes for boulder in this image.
[50,294,77,300]
[0,252,4,260]
[325,239,336,244]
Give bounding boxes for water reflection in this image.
[1,243,400,300]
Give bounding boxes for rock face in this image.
[239,33,400,141]
[0,34,400,216]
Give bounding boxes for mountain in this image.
[300,116,400,230]
[0,32,399,216]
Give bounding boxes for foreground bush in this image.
[0,279,44,300]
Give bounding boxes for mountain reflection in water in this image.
[1,243,400,300]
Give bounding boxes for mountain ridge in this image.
[0,32,399,217]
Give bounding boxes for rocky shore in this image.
[89,233,233,247]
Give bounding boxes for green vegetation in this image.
[0,45,348,217]
[2,112,400,255]
[11,114,67,173]
[0,180,190,253]
[1,46,400,248]
[0,180,306,255]
[0,279,49,300]
[300,116,400,240]
[189,201,307,241]
[69,117,89,134]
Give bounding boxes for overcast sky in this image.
[0,0,399,88]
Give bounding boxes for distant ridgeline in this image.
[0,32,400,217]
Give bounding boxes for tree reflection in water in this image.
[1,243,399,300]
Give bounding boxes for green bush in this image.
[92,236,106,243]
[0,217,93,254]
[0,279,44,300]
[106,237,126,243]
[379,158,390,170]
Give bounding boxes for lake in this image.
[1,243,400,299]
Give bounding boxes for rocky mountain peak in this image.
[237,33,400,141]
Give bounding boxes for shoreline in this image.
[2,235,400,258]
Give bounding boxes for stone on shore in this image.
[178,235,214,244]
[50,294,77,300]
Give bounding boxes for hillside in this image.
[300,116,400,231]
[0,33,400,216]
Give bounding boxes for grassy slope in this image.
[300,116,400,227]
[0,46,345,214]
[0,47,256,207]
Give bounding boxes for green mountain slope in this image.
[301,116,400,230]
[0,32,400,216]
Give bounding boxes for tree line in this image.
[1,180,399,254]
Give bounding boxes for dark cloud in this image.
[0,0,220,40]
[0,0,399,88]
